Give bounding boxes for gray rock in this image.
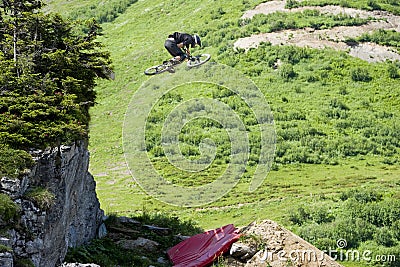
[117,237,160,253]
[25,239,43,254]
[117,216,141,225]
[174,234,191,241]
[144,224,171,235]
[0,176,29,198]
[230,242,257,261]
[2,141,105,267]
[60,263,101,267]
[0,237,12,247]
[97,223,107,239]
[157,256,169,264]
[0,252,13,267]
[241,220,345,267]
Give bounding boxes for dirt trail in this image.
[235,0,400,62]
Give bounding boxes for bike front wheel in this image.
[187,54,211,68]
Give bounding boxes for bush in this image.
[0,146,34,179]
[374,227,397,247]
[279,63,297,81]
[24,187,56,210]
[387,63,400,79]
[391,220,400,240]
[0,193,20,224]
[288,206,310,225]
[351,67,372,82]
[339,189,382,203]
[310,205,335,224]
[367,0,382,10]
[285,0,300,9]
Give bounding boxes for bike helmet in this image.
[193,34,201,47]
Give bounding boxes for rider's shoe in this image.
[179,54,188,62]
[164,59,178,65]
[169,58,180,65]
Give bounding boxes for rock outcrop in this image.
[0,141,104,267]
[227,220,344,267]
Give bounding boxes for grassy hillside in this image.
[45,0,400,266]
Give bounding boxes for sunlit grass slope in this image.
[43,0,400,225]
[43,2,400,265]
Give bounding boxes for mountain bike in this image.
[144,49,211,75]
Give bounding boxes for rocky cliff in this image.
[0,141,104,267]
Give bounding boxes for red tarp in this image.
[167,224,241,267]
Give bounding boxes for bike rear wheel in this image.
[187,54,211,68]
[144,62,171,75]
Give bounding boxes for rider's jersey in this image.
[168,32,196,48]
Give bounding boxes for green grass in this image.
[43,0,400,266]
[24,187,56,210]
[0,244,12,253]
[0,193,20,225]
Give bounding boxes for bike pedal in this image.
[168,67,175,73]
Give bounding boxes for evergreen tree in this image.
[0,0,112,151]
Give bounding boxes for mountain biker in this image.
[164,32,201,62]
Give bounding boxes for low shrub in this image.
[0,193,20,225]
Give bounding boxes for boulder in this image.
[117,237,160,253]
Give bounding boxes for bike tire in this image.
[144,63,171,75]
[187,54,211,68]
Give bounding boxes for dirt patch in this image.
[236,0,400,62]
[242,1,287,18]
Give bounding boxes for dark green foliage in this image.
[131,211,203,236]
[286,0,301,9]
[288,206,311,225]
[245,9,369,33]
[355,29,400,50]
[0,92,89,148]
[24,187,55,210]
[292,189,400,265]
[0,145,34,178]
[367,0,382,10]
[289,203,335,226]
[14,258,35,267]
[297,0,400,14]
[0,0,112,157]
[279,63,297,81]
[65,238,146,267]
[65,212,202,266]
[0,193,20,224]
[213,40,400,165]
[339,188,383,203]
[351,67,372,82]
[387,63,400,79]
[374,227,396,247]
